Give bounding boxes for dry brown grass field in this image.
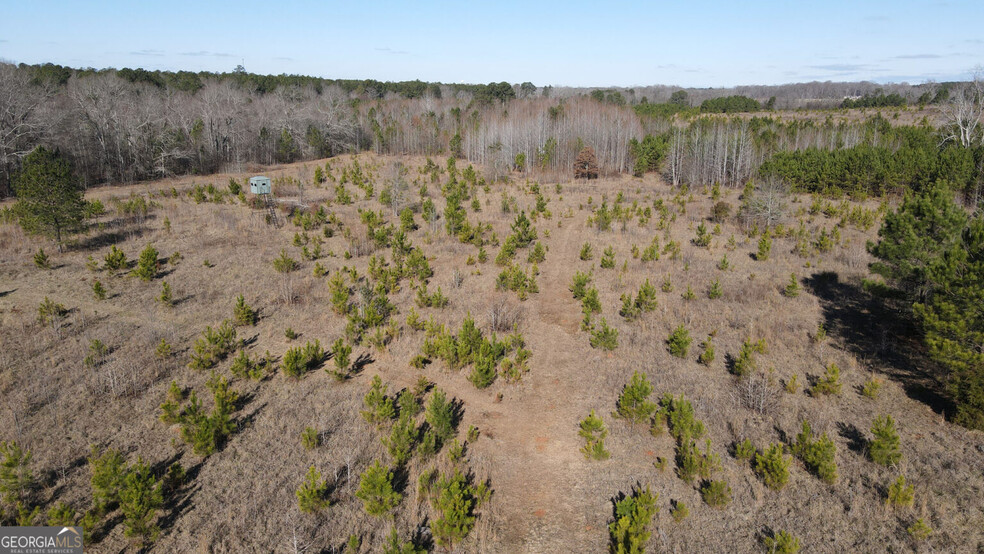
[1,153,983,553]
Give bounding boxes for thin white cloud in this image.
[180,51,234,58]
[894,54,943,59]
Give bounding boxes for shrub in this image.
[763,530,801,554]
[582,287,602,314]
[810,363,842,396]
[579,410,610,460]
[119,458,163,544]
[732,338,766,377]
[495,264,539,300]
[754,443,790,490]
[783,273,800,297]
[570,271,591,300]
[886,474,915,508]
[468,346,498,389]
[415,285,450,308]
[717,254,731,270]
[425,388,457,446]
[667,325,691,358]
[615,372,656,426]
[157,281,173,306]
[756,236,772,261]
[589,318,618,350]
[301,427,320,450]
[103,245,127,271]
[619,294,640,321]
[328,273,350,314]
[711,201,732,222]
[670,500,689,523]
[188,320,238,370]
[296,466,329,514]
[361,375,396,426]
[330,338,353,380]
[356,460,402,517]
[527,241,546,263]
[89,446,126,511]
[907,518,932,541]
[284,327,298,340]
[37,296,67,326]
[661,394,706,444]
[579,242,594,260]
[33,247,49,269]
[430,469,487,549]
[608,486,659,554]
[233,294,257,325]
[132,244,159,281]
[282,340,325,378]
[273,249,299,273]
[700,480,731,508]
[869,415,902,466]
[641,238,659,262]
[600,246,616,269]
[707,279,723,299]
[693,222,711,247]
[676,439,719,484]
[861,378,882,399]
[734,438,755,463]
[681,285,696,301]
[0,441,34,506]
[384,414,417,466]
[698,336,716,366]
[92,279,107,300]
[791,421,838,484]
[46,502,76,527]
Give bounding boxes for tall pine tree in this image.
[13,146,86,252]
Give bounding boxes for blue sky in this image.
[1,0,981,87]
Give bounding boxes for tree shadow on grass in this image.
[804,271,952,417]
[836,421,866,455]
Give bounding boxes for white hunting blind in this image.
[249,176,271,194]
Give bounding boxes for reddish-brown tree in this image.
[574,146,599,179]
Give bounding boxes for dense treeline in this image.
[0,62,980,202]
[760,122,982,198]
[840,92,907,109]
[700,95,761,113]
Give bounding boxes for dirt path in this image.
[455,217,604,552]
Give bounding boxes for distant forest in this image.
[1,62,980,203]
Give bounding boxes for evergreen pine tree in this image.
[12,146,86,252]
[132,244,159,281]
[869,415,902,466]
[578,410,610,460]
[361,375,396,426]
[0,441,34,506]
[119,458,162,544]
[356,460,402,516]
[233,294,257,325]
[89,446,126,512]
[869,179,967,300]
[754,443,790,490]
[615,372,656,426]
[296,466,329,514]
[667,325,692,358]
[608,486,659,554]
